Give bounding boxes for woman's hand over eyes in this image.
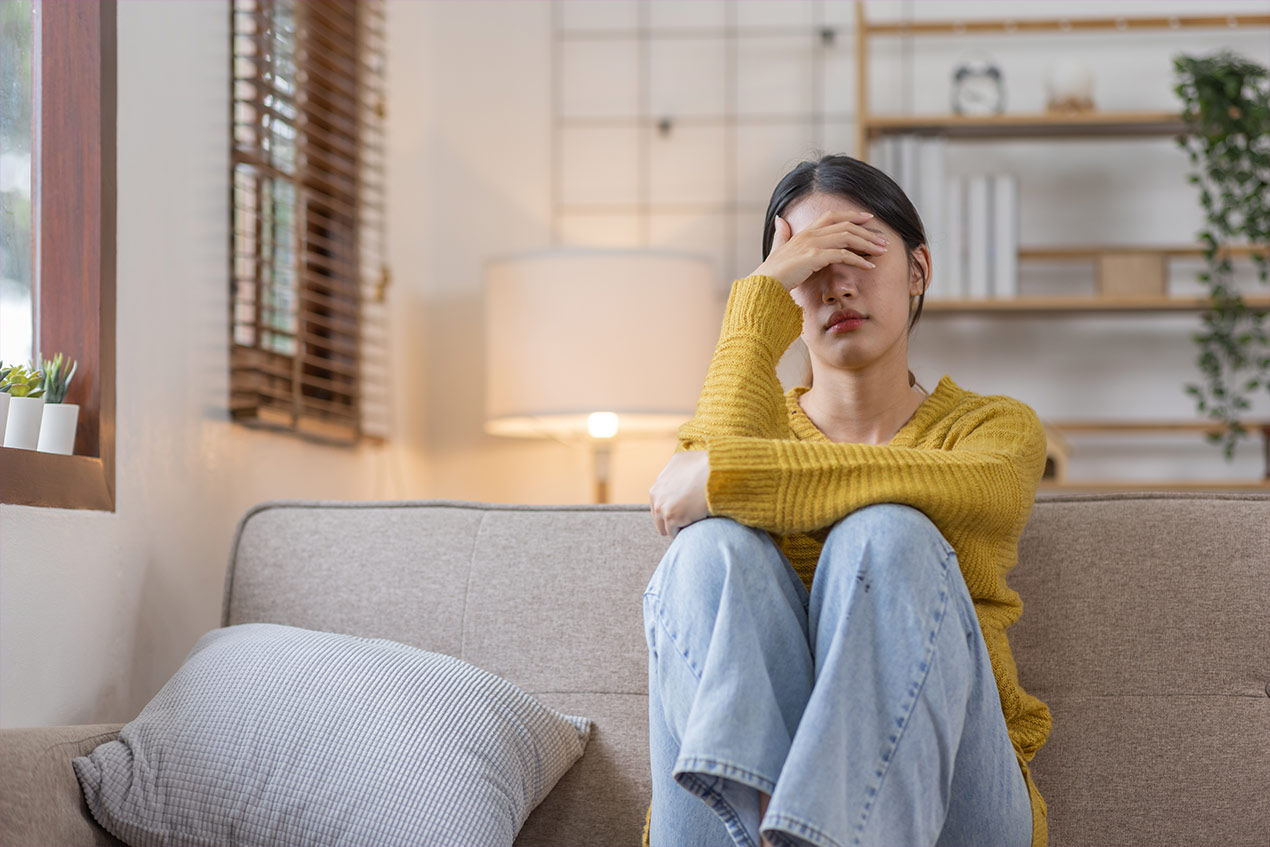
[753,209,889,291]
[649,450,711,539]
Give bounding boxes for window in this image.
[1,0,116,511]
[1,0,36,367]
[230,0,389,445]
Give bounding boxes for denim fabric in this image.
[643,505,1032,847]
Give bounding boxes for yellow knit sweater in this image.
[641,274,1051,847]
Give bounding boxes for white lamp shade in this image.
[484,249,718,439]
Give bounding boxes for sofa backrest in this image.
[222,493,1269,847]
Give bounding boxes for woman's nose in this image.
[824,280,857,303]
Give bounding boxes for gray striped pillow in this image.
[72,623,591,847]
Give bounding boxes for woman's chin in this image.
[810,340,875,367]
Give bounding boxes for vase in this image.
[37,402,79,455]
[0,393,8,443]
[4,395,45,450]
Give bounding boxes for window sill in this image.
[0,446,115,511]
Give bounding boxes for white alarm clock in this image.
[951,56,1005,116]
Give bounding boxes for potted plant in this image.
[1172,49,1270,459]
[36,352,79,455]
[1,361,46,450]
[0,361,10,443]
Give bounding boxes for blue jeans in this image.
[643,505,1032,847]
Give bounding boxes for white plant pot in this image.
[37,402,80,455]
[0,393,8,443]
[4,395,45,449]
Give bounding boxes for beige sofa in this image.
[2,493,1267,847]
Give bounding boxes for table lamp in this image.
[484,249,717,503]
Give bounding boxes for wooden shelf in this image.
[864,13,1270,37]
[922,296,1270,315]
[1018,243,1269,261]
[864,110,1187,140]
[1044,419,1269,434]
[0,447,115,511]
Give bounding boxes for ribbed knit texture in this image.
[642,274,1051,847]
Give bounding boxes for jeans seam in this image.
[675,770,761,847]
[644,591,703,682]
[849,546,956,847]
[764,811,847,847]
[674,754,778,796]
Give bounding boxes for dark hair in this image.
[762,153,930,390]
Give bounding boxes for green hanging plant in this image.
[1172,50,1270,459]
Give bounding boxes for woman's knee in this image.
[644,517,783,602]
[820,503,956,583]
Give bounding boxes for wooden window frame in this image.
[1,0,116,511]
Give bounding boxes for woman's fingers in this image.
[817,209,874,224]
[808,219,888,246]
[651,498,684,539]
[772,215,791,249]
[808,229,888,255]
[755,209,884,289]
[795,236,879,270]
[840,248,877,269]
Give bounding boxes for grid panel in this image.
[550,0,859,289]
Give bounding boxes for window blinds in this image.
[230,0,388,444]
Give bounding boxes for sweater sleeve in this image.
[675,274,803,452]
[705,398,1048,537]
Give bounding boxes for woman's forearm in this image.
[677,275,803,450]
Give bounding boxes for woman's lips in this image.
[827,316,867,332]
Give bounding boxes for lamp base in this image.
[592,441,612,504]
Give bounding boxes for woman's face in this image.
[781,191,930,378]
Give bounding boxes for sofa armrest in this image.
[0,724,126,847]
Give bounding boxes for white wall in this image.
[0,0,422,728]
[385,0,681,505]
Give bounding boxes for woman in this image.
[643,154,1051,847]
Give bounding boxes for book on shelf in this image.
[993,172,1019,299]
[870,134,1022,301]
[943,175,966,300]
[966,173,992,299]
[916,137,948,300]
[896,134,921,204]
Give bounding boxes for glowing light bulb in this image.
[587,412,619,439]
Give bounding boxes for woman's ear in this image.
[910,244,932,296]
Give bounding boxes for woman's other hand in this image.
[650,450,710,538]
[753,209,887,291]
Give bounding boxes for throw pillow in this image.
[72,623,591,847]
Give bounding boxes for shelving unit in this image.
[923,296,1270,316]
[854,6,1270,490]
[547,4,1269,490]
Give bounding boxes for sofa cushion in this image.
[71,623,592,847]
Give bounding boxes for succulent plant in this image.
[38,352,78,404]
[0,362,45,398]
